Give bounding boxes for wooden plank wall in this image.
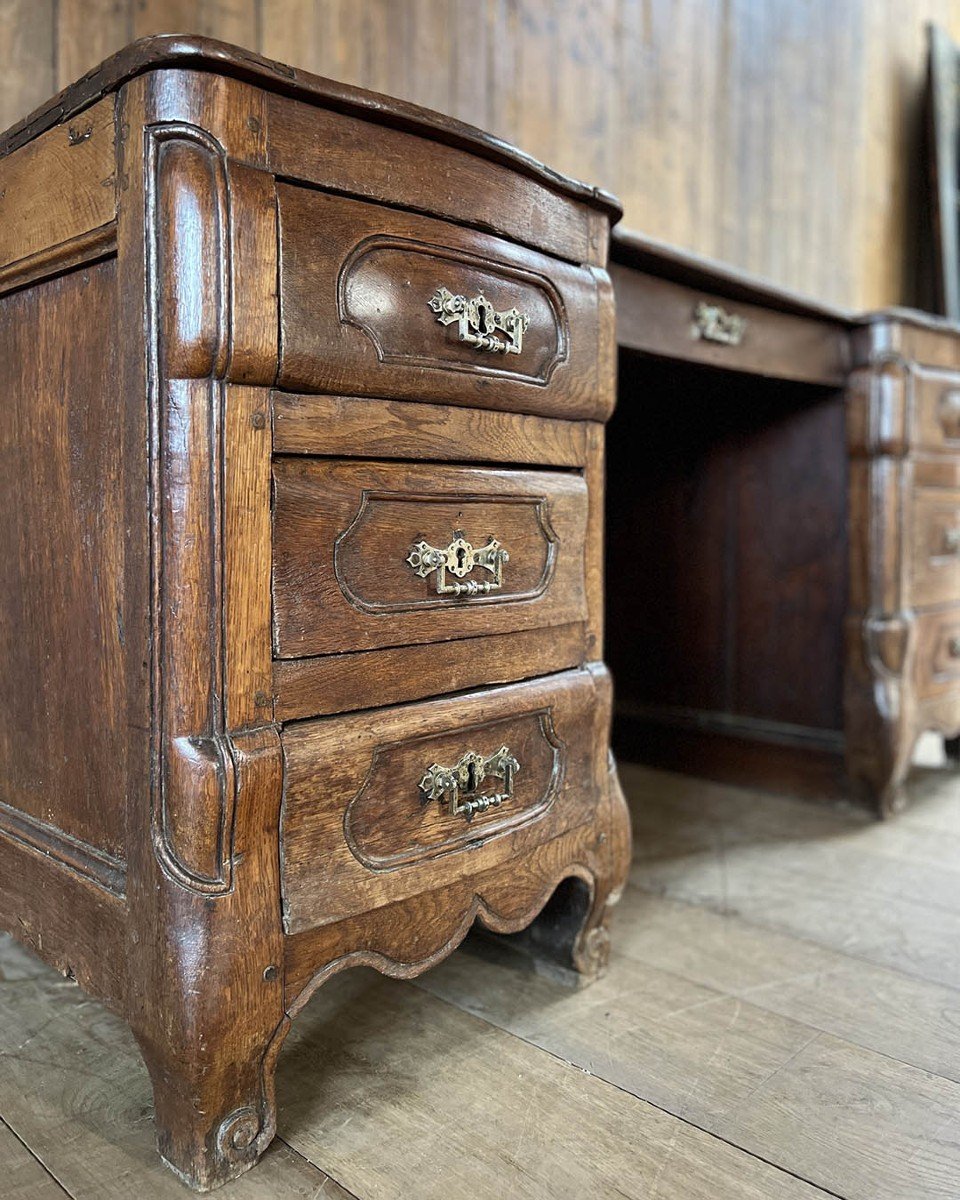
[1,0,957,309]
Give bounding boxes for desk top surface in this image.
[0,34,621,223]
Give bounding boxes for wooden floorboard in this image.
[278,967,832,1200]
[1,754,959,1198]
[0,965,353,1199]
[417,933,960,1200]
[613,889,960,1084]
[624,762,960,990]
[0,1117,70,1199]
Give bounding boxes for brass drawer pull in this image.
[944,528,960,556]
[949,637,960,660]
[693,301,747,346]
[428,286,529,355]
[406,529,509,597]
[419,745,520,821]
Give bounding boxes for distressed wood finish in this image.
[610,230,960,815]
[281,669,610,931]
[0,37,627,1192]
[276,186,612,418]
[0,95,116,274]
[272,459,589,658]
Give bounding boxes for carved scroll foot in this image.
[846,718,915,818]
[844,616,917,818]
[139,1021,286,1193]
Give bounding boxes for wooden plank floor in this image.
[2,743,959,1198]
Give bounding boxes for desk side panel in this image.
[0,258,148,872]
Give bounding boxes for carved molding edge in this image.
[333,489,559,614]
[342,708,565,871]
[0,799,126,895]
[285,863,599,1019]
[337,234,569,385]
[144,121,237,895]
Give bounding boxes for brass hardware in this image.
[944,528,960,556]
[406,529,509,597]
[419,745,520,821]
[693,301,747,346]
[949,636,960,659]
[428,286,529,355]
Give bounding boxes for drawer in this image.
[275,185,612,420]
[280,667,611,932]
[913,368,960,453]
[909,488,960,609]
[272,459,589,658]
[610,263,850,387]
[915,609,960,699]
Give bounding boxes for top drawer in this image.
[276,186,612,420]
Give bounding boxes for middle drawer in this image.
[910,486,960,609]
[273,459,589,657]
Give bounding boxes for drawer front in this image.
[272,459,589,657]
[276,185,611,420]
[913,368,960,453]
[910,488,960,609]
[916,609,960,699]
[610,264,850,387]
[280,667,610,932]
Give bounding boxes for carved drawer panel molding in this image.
[272,458,588,657]
[913,367,960,452]
[916,609,960,698]
[279,668,607,932]
[276,186,610,419]
[910,488,960,609]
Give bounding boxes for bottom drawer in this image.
[916,609,960,699]
[280,666,610,933]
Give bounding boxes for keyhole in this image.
[457,545,467,571]
[466,761,477,793]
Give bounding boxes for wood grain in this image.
[278,966,830,1200]
[272,393,589,466]
[276,184,609,416]
[420,942,960,1200]
[0,96,115,272]
[280,669,610,932]
[0,1118,68,1200]
[272,459,589,658]
[613,890,960,1086]
[0,260,138,858]
[0,949,353,1200]
[273,623,587,722]
[4,3,960,306]
[625,762,960,991]
[611,262,850,386]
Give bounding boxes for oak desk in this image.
[0,36,629,1190]
[608,228,960,816]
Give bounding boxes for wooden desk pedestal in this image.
[0,37,629,1190]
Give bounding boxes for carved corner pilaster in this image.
[144,120,279,894]
[847,353,913,460]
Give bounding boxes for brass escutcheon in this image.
[406,529,509,597]
[428,286,529,355]
[419,745,521,821]
[692,300,747,346]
